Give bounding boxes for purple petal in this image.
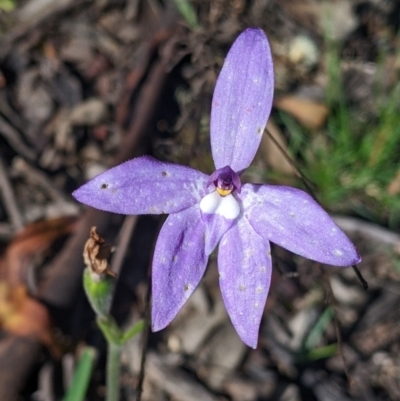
[240,184,361,266]
[72,156,208,215]
[218,218,272,348]
[151,205,208,331]
[202,212,236,255]
[210,28,274,172]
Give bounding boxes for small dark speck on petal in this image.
[162,171,168,177]
[257,127,263,135]
[101,183,108,189]
[184,284,189,291]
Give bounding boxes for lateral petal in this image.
[240,184,361,266]
[210,28,274,172]
[218,218,272,348]
[72,156,208,215]
[151,205,208,331]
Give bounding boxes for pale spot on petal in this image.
[245,249,253,258]
[334,249,343,257]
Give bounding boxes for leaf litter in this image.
[0,0,400,400]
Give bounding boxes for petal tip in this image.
[151,309,170,333]
[351,252,362,266]
[241,27,267,42]
[72,185,89,205]
[71,187,82,201]
[234,327,259,348]
[150,321,164,333]
[242,337,258,349]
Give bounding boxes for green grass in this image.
[278,39,400,228]
[62,347,97,401]
[0,0,15,11]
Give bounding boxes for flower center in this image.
[199,166,242,221]
[209,165,241,196]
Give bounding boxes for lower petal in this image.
[200,191,240,255]
[202,213,236,256]
[151,205,208,331]
[218,218,272,348]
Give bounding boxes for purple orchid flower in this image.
[73,28,361,348]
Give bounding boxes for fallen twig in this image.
[0,156,24,232]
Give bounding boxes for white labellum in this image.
[199,191,240,220]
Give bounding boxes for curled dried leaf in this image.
[83,227,116,278]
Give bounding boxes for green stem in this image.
[106,343,122,401]
[120,319,145,344]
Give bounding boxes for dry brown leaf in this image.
[0,217,77,356]
[3,216,77,285]
[83,226,116,277]
[0,284,49,339]
[275,96,329,130]
[387,170,400,195]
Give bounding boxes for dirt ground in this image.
[1,0,400,400]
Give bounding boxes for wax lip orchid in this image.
[73,28,361,348]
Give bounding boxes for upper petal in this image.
[210,28,274,172]
[218,218,272,348]
[72,156,208,215]
[151,205,208,331]
[240,184,361,266]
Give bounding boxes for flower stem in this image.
[81,228,145,401]
[106,343,122,401]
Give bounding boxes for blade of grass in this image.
[172,0,199,29]
[304,343,338,361]
[303,307,334,350]
[62,347,97,401]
